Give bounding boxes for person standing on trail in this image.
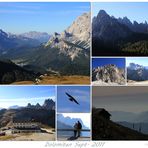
[77,121,82,137]
[73,122,78,137]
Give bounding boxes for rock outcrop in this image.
[45,12,90,61]
[27,99,55,110]
[92,64,125,85]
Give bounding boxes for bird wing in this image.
[66,92,73,98]
[73,98,79,105]
[66,92,75,100]
[66,92,80,105]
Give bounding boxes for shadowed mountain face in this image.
[92,10,148,56]
[0,59,36,84]
[92,108,148,140]
[0,99,55,128]
[0,12,90,77]
[127,63,148,81]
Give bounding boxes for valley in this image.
[0,11,90,84]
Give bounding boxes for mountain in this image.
[0,59,36,84]
[92,64,125,85]
[0,108,55,128]
[27,99,55,110]
[92,108,148,140]
[127,63,148,81]
[42,99,55,110]
[92,10,148,56]
[135,111,148,123]
[57,114,90,137]
[111,110,148,123]
[117,121,148,134]
[0,29,41,54]
[45,12,90,61]
[57,114,88,129]
[110,111,137,122]
[0,99,55,128]
[20,31,50,43]
[0,12,90,76]
[8,105,22,109]
[118,17,148,33]
[128,63,144,70]
[110,111,148,134]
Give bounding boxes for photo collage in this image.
[0,2,148,141]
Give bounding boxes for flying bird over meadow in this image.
[65,92,80,105]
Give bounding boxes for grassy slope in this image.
[92,114,148,140]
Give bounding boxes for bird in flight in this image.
[65,92,80,105]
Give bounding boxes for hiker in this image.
[73,122,78,137]
[77,121,82,137]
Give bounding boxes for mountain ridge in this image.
[92,10,148,56]
[127,62,148,81]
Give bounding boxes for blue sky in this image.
[92,58,125,69]
[0,86,55,108]
[92,2,148,23]
[126,57,148,67]
[0,2,90,34]
[57,86,90,113]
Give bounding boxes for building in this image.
[12,118,41,133]
[93,108,111,120]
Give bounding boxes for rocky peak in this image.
[92,10,132,41]
[97,10,109,18]
[45,12,90,61]
[35,103,41,108]
[0,29,8,38]
[26,99,55,110]
[118,17,132,27]
[128,63,144,70]
[43,99,55,110]
[27,103,32,108]
[65,12,90,41]
[92,64,125,85]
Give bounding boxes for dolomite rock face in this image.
[45,12,90,61]
[92,64,125,85]
[66,12,91,42]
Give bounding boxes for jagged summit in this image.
[66,12,90,41]
[97,10,109,18]
[92,64,125,85]
[26,99,55,110]
[128,63,144,70]
[127,63,148,81]
[45,12,90,61]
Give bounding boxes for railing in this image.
[57,129,90,138]
[58,129,90,132]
